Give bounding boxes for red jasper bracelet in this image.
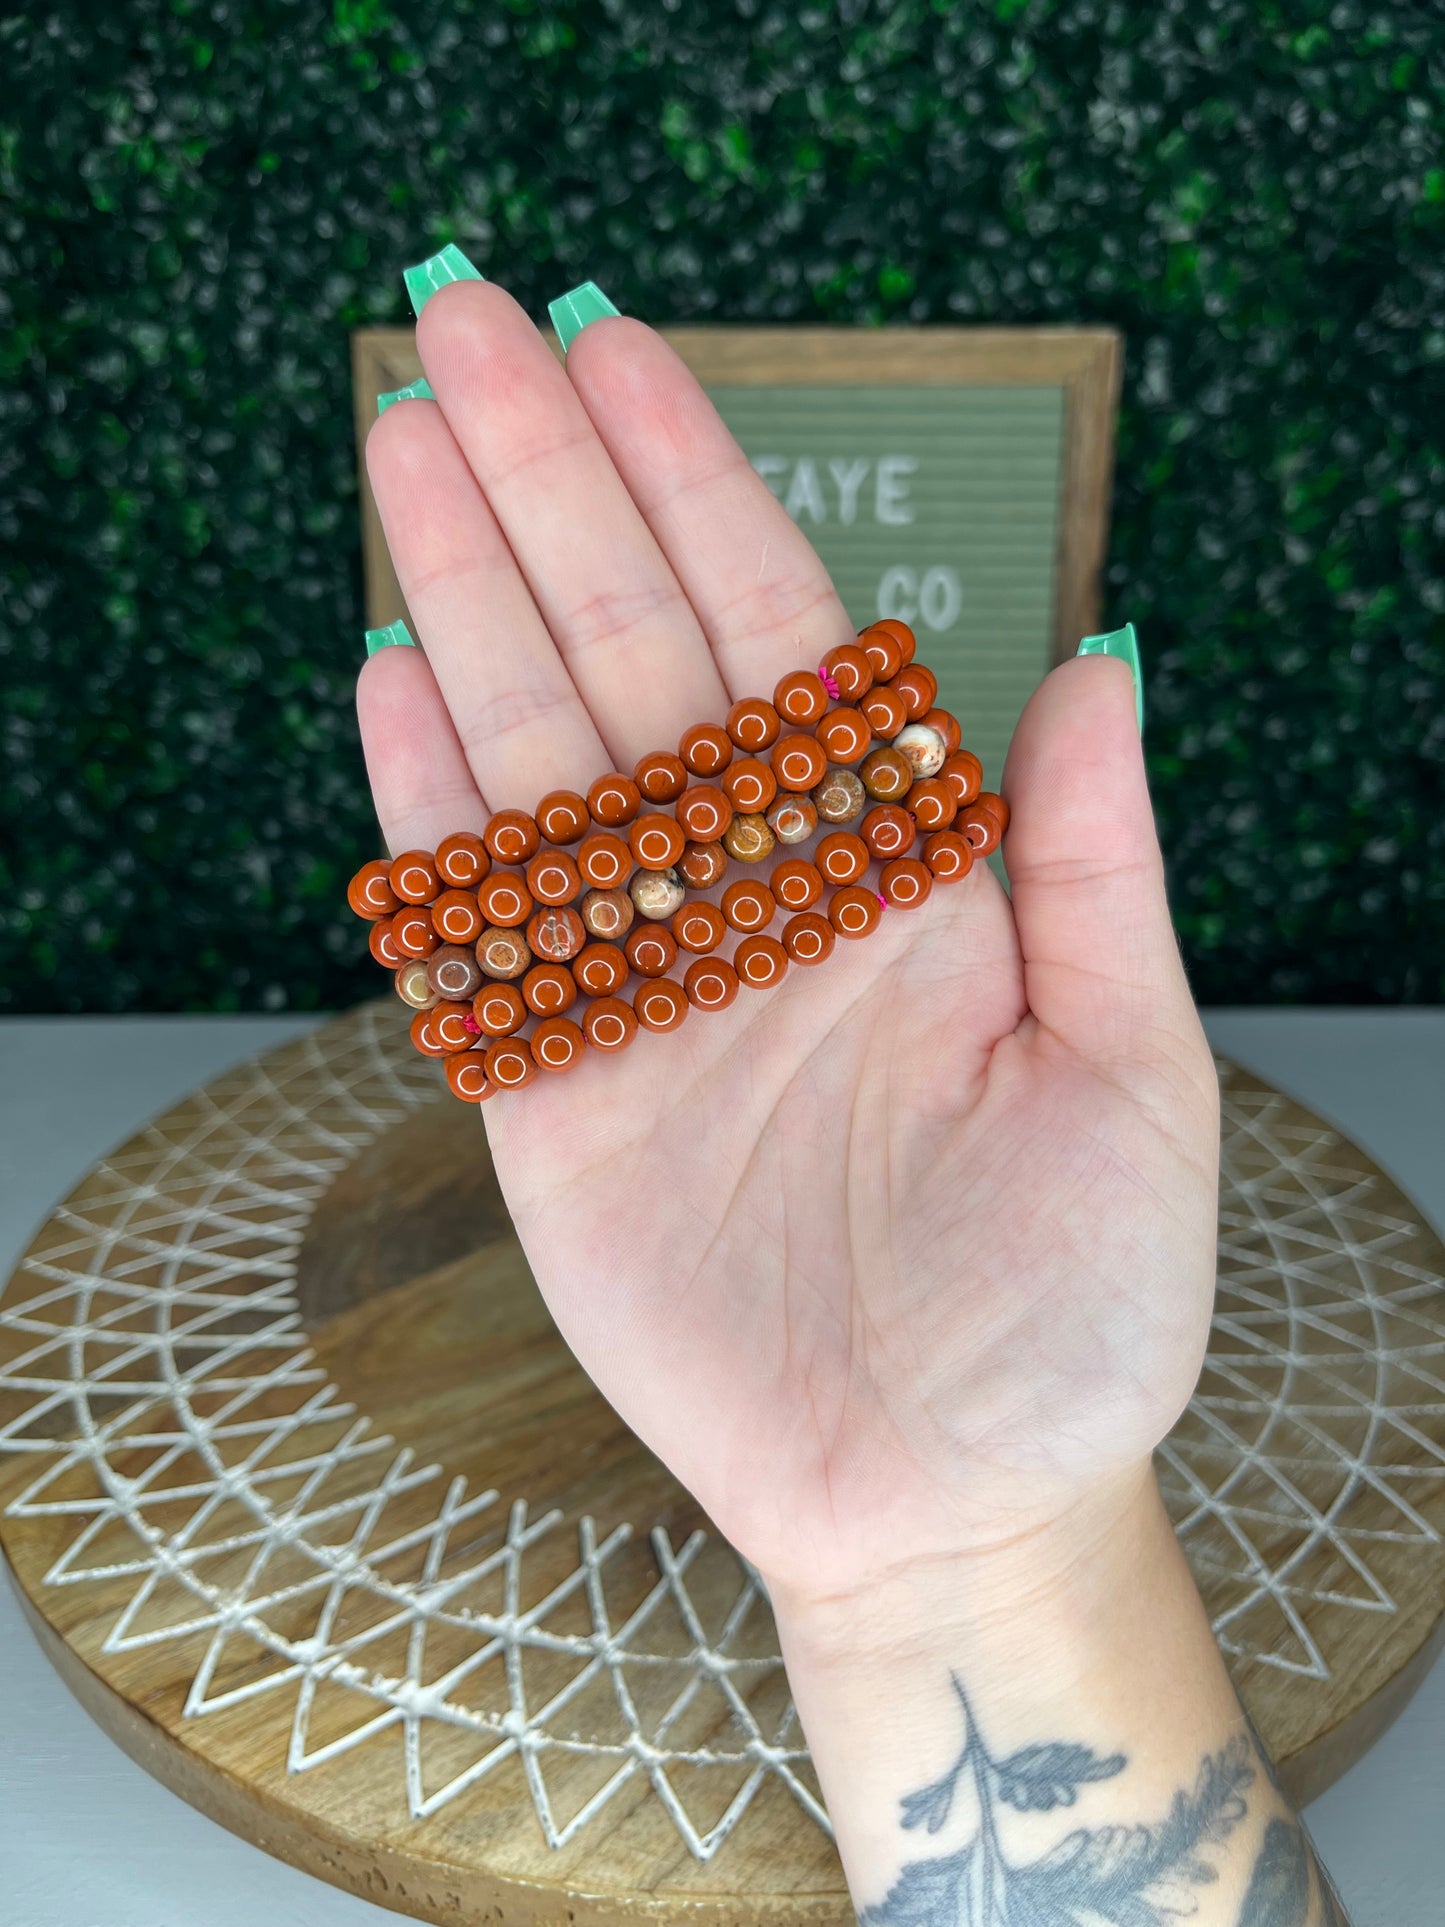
[347,619,1009,1102]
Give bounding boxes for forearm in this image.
[767,1464,1349,1925]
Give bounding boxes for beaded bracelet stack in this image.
[347,619,1008,1102]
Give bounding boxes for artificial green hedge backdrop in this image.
[3,0,1442,1010]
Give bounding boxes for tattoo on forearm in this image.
[860,1675,1350,1926]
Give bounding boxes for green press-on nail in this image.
[377,375,436,415]
[365,619,418,658]
[1077,621,1144,735]
[548,280,620,354]
[403,243,485,318]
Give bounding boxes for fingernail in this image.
[548,280,621,355]
[1077,621,1144,735]
[403,243,485,318]
[377,375,436,414]
[365,619,418,657]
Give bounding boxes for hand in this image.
[357,281,1219,1605]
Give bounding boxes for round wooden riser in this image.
[2,1004,1442,1923]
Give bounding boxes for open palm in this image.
[358,282,1219,1601]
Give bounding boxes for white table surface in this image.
[0,1011,1441,1927]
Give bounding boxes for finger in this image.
[416,283,729,762]
[356,644,489,855]
[564,319,854,698]
[1001,655,1197,1060]
[366,397,610,807]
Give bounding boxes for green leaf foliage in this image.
[1,2,1441,1010]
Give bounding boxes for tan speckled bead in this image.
[678,723,733,778]
[818,642,874,701]
[815,831,870,885]
[856,624,904,683]
[432,1002,481,1054]
[523,962,578,1018]
[526,906,586,962]
[771,733,829,793]
[580,886,634,941]
[684,955,739,1012]
[484,1035,537,1090]
[859,745,913,801]
[582,997,638,1052]
[409,1008,449,1058]
[770,858,824,911]
[445,1050,496,1103]
[628,813,687,870]
[893,721,948,779]
[436,832,492,889]
[766,794,817,845]
[721,757,778,815]
[526,849,583,906]
[860,683,908,739]
[572,942,629,997]
[880,858,933,908]
[577,831,633,891]
[922,708,962,755]
[723,812,776,863]
[673,901,727,954]
[633,751,689,804]
[394,959,437,1009]
[587,772,642,827]
[940,750,983,808]
[733,933,789,990]
[721,877,776,934]
[634,977,689,1032]
[369,916,405,969]
[630,866,686,920]
[625,924,678,978]
[483,810,541,866]
[828,884,883,939]
[477,872,534,928]
[389,850,442,905]
[782,911,835,965]
[392,904,441,958]
[773,669,829,726]
[816,706,873,764]
[531,1016,586,1073]
[812,766,866,824]
[535,790,590,844]
[348,859,400,919]
[725,697,781,753]
[922,830,974,883]
[907,777,957,831]
[676,785,733,841]
[860,805,917,860]
[475,928,532,981]
[890,663,938,721]
[870,617,916,665]
[473,982,527,1035]
[677,841,728,889]
[426,944,485,1001]
[431,888,485,944]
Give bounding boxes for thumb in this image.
[1000,649,1196,1060]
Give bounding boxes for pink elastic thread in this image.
[462,1012,482,1035]
[817,665,842,700]
[877,893,889,909]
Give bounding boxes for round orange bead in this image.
[432,1002,480,1054]
[526,849,583,906]
[409,1008,449,1058]
[922,831,974,883]
[633,751,689,804]
[782,911,836,965]
[477,873,533,927]
[940,750,983,808]
[676,785,733,841]
[484,1035,537,1090]
[721,877,776,934]
[816,707,873,764]
[369,916,405,969]
[723,813,775,862]
[859,746,913,801]
[721,757,778,815]
[678,841,728,889]
[535,790,590,844]
[861,805,917,860]
[880,858,932,908]
[766,794,818,845]
[445,1049,496,1103]
[733,933,789,990]
[684,956,739,1012]
[475,928,532,980]
[393,904,441,958]
[394,959,437,1009]
[891,664,938,720]
[634,978,688,1032]
[856,624,904,683]
[815,831,870,885]
[577,831,633,890]
[725,698,782,753]
[582,997,638,1052]
[819,642,874,701]
[907,778,957,831]
[625,925,678,978]
[473,982,528,1035]
[923,707,962,755]
[673,901,727,953]
[959,798,1005,856]
[771,858,824,911]
[869,617,916,665]
[860,683,908,739]
[483,810,540,866]
[774,669,829,726]
[629,813,687,870]
[572,942,629,997]
[426,944,484,1001]
[435,831,492,889]
[580,886,634,941]
[523,963,578,1018]
[431,888,485,944]
[389,850,441,905]
[812,767,866,824]
[526,906,586,962]
[678,723,733,777]
[348,859,400,919]
[771,733,829,792]
[587,772,642,827]
[977,789,1010,835]
[531,1016,586,1073]
[829,884,884,938]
